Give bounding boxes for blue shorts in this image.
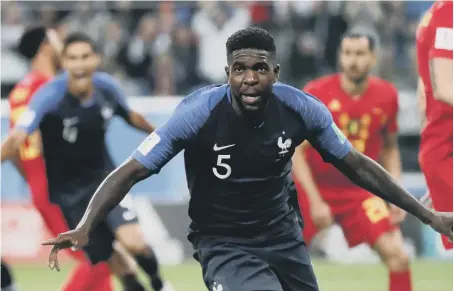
[61,195,139,264]
[193,235,319,291]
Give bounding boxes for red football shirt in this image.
[303,74,399,190]
[8,71,50,200]
[416,1,453,164]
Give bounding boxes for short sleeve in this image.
[15,79,64,134]
[429,5,453,59]
[131,85,226,174]
[273,84,352,162]
[93,72,131,120]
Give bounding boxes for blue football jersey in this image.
[15,72,131,206]
[132,83,352,239]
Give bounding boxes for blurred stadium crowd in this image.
[1,1,434,97]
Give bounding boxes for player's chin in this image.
[346,72,366,83]
[240,95,262,111]
[74,77,91,88]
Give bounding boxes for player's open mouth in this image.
[241,94,260,104]
[73,71,88,80]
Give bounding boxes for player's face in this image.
[62,42,100,94]
[226,49,279,112]
[339,37,376,84]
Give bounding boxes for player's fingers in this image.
[41,237,63,245]
[48,245,60,272]
[42,233,74,245]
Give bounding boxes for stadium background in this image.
[0,1,452,290]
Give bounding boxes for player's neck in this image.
[231,95,267,127]
[68,81,94,102]
[340,74,369,99]
[31,54,55,78]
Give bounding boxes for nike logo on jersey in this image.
[213,143,235,151]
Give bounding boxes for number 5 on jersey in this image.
[213,155,232,179]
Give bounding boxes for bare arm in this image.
[417,78,427,127]
[291,141,324,204]
[76,158,151,234]
[380,132,401,181]
[1,130,28,163]
[429,58,453,105]
[331,149,434,224]
[127,111,155,134]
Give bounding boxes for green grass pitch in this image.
[10,259,452,291]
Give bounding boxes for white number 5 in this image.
[213,155,232,179]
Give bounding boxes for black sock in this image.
[121,274,146,291]
[1,261,14,288]
[135,249,163,291]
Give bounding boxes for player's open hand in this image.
[428,212,453,242]
[41,229,89,272]
[310,201,334,229]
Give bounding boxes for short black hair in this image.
[63,32,97,54]
[341,31,376,52]
[16,25,47,60]
[226,27,276,58]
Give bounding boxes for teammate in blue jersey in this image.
[1,33,173,291]
[42,28,452,291]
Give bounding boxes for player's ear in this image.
[92,53,102,69]
[273,64,280,83]
[225,66,230,81]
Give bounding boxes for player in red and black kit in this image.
[293,31,413,291]
[416,1,453,250]
[6,26,113,291]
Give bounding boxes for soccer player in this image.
[42,27,452,291]
[1,260,17,291]
[292,31,412,291]
[416,1,453,250]
[6,25,113,291]
[1,32,171,291]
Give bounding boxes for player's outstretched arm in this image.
[80,158,151,233]
[331,148,452,239]
[41,158,151,271]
